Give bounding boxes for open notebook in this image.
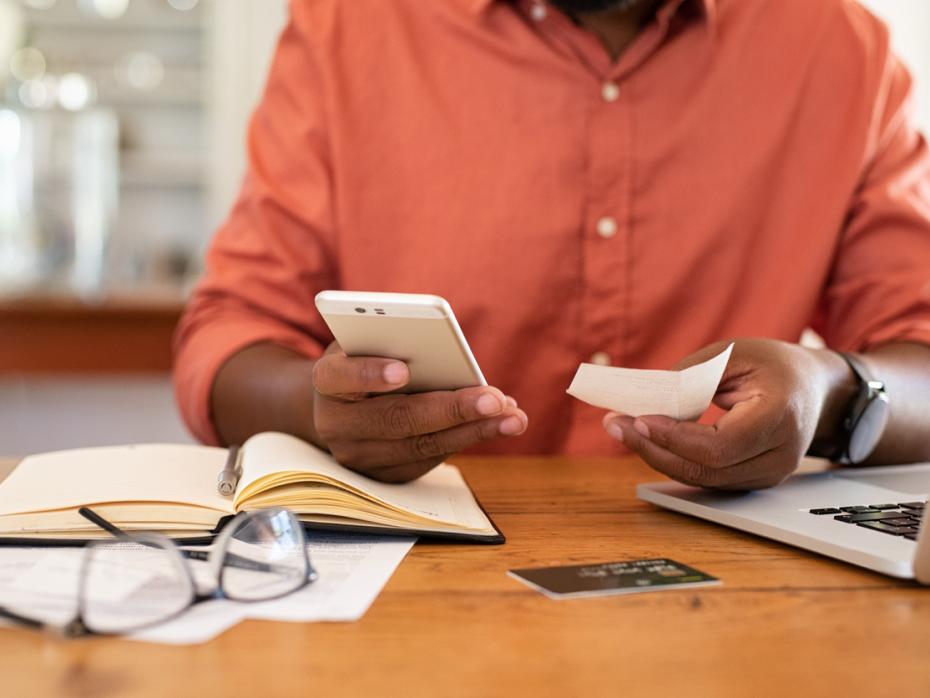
[0,432,503,544]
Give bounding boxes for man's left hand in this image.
[602,338,853,490]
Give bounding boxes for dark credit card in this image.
[508,558,720,599]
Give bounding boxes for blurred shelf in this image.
[11,0,212,315]
[121,151,204,187]
[120,172,204,189]
[98,92,204,108]
[0,290,185,374]
[97,82,206,109]
[31,20,202,32]
[21,2,204,32]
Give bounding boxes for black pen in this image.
[217,445,241,497]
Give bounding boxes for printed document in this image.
[567,344,734,420]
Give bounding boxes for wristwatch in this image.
[812,352,891,465]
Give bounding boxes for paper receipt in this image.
[566,343,734,420]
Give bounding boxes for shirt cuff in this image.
[173,318,324,446]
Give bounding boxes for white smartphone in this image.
[314,290,487,393]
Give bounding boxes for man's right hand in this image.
[310,343,528,482]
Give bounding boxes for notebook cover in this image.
[0,534,217,548]
[0,525,503,547]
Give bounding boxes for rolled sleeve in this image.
[173,2,336,444]
[173,315,324,445]
[814,47,930,353]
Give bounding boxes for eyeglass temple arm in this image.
[78,507,130,539]
[78,507,295,576]
[184,548,298,576]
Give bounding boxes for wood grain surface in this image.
[0,455,927,698]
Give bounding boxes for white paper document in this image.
[566,343,734,420]
[0,534,415,645]
[243,534,415,622]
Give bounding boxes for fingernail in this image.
[605,422,624,443]
[476,392,504,416]
[633,419,650,439]
[499,415,525,436]
[383,362,408,385]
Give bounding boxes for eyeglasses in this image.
[0,506,317,637]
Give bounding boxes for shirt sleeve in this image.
[173,3,336,445]
[813,41,930,353]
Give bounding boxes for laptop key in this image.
[869,504,899,510]
[835,511,921,523]
[879,517,920,527]
[839,506,879,513]
[899,502,926,510]
[905,533,919,540]
[857,521,909,535]
[809,508,842,515]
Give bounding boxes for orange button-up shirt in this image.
[174,0,930,455]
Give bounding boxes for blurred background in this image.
[0,0,927,455]
[0,0,288,453]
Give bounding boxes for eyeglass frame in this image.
[0,506,318,638]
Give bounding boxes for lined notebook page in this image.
[0,444,234,517]
[237,433,493,531]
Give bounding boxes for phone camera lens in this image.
[354,307,366,314]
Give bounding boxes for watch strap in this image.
[840,352,874,386]
[806,351,884,463]
[835,352,887,464]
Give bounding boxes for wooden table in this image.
[2,455,928,697]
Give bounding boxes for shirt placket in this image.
[522,0,680,370]
[518,0,687,453]
[584,70,632,370]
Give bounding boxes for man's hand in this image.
[602,339,856,490]
[311,343,528,483]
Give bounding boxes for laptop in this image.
[637,462,930,583]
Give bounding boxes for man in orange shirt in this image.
[174,0,930,488]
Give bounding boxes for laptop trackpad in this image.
[835,466,930,496]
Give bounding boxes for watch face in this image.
[848,394,891,464]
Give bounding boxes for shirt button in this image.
[590,352,611,366]
[601,81,620,103]
[530,2,547,21]
[596,216,618,239]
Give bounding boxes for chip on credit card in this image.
[508,558,720,599]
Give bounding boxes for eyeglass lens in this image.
[77,510,309,634]
[220,510,309,602]
[80,539,194,635]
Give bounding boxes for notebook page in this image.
[237,433,493,530]
[0,444,234,517]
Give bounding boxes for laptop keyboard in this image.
[809,501,925,540]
